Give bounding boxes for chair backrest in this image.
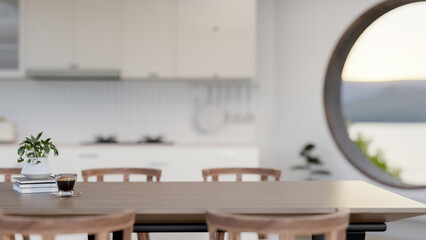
[0,209,136,240]
[82,168,161,182]
[202,168,281,182]
[206,209,350,240]
[0,168,22,182]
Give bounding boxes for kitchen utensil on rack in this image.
[193,84,226,134]
[234,84,244,123]
[224,84,232,123]
[244,84,254,123]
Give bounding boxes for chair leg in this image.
[217,232,225,240]
[137,232,150,240]
[258,233,268,240]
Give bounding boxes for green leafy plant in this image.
[346,121,402,179]
[353,132,401,179]
[292,143,331,180]
[17,132,59,164]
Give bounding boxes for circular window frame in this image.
[324,0,426,189]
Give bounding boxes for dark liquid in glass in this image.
[56,179,76,191]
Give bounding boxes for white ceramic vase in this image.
[20,157,52,179]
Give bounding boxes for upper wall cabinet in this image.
[176,0,256,79]
[122,0,256,80]
[122,0,177,79]
[24,0,73,70]
[24,0,121,71]
[74,0,121,69]
[22,0,256,80]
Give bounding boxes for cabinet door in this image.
[24,0,74,69]
[177,0,254,31]
[74,0,121,69]
[176,0,256,79]
[122,0,176,79]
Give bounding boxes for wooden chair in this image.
[202,168,281,240]
[82,168,161,240]
[0,209,135,240]
[0,168,29,240]
[206,209,350,240]
[202,168,281,182]
[82,168,161,182]
[0,168,22,182]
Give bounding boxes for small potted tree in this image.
[291,143,330,180]
[17,132,59,179]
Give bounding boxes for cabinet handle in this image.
[212,26,220,32]
[147,161,169,167]
[78,153,99,158]
[69,63,78,70]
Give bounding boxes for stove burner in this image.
[95,136,117,143]
[138,136,164,144]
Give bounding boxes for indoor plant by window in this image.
[291,143,331,180]
[17,132,58,179]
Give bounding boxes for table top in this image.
[1,181,425,223]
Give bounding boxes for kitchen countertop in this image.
[0,143,259,148]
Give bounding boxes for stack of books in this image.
[13,177,57,194]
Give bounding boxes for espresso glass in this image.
[55,173,77,196]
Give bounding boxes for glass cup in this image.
[55,173,77,196]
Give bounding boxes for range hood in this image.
[26,69,121,80]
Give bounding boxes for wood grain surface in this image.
[206,208,349,240]
[0,181,424,223]
[0,209,135,239]
[81,168,161,182]
[202,168,281,240]
[202,168,281,182]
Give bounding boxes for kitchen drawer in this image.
[44,146,260,182]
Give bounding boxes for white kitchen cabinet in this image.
[23,0,255,79]
[74,0,121,69]
[24,0,74,69]
[122,0,256,80]
[122,0,177,79]
[24,0,121,70]
[176,0,256,79]
[48,145,259,182]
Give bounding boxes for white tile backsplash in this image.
[0,79,256,144]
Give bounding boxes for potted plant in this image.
[291,143,330,180]
[17,132,59,179]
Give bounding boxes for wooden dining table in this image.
[0,180,425,240]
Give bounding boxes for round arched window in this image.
[325,0,426,188]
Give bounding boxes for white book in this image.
[14,177,56,184]
[13,184,57,194]
[17,183,57,188]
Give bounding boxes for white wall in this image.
[257,0,382,179]
[256,0,426,239]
